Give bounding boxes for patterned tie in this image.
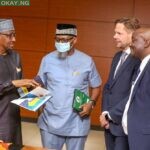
[114,52,127,78]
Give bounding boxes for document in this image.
[11,86,52,111]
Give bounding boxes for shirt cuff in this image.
[102,111,112,121]
[3,81,16,91]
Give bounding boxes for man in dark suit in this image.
[100,18,141,150]
[101,27,150,150]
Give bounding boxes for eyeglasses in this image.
[55,37,74,43]
[0,32,16,39]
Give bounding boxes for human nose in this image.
[11,36,16,42]
[113,33,117,40]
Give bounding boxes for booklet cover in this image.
[73,89,90,112]
[11,87,52,112]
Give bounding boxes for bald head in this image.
[131,27,150,59]
[134,28,150,40]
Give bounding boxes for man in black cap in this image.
[55,24,77,59]
[36,23,102,150]
[0,19,39,145]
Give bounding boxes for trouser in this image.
[105,129,129,150]
[40,129,87,150]
[0,122,22,145]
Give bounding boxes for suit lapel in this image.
[115,55,132,79]
[130,60,150,101]
[107,52,121,87]
[109,54,132,88]
[110,52,121,80]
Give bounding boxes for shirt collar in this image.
[123,47,131,55]
[140,54,150,72]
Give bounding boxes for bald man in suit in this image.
[101,28,150,150]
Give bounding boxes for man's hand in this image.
[12,79,40,88]
[99,114,110,129]
[79,102,93,118]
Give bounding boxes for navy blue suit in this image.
[110,60,150,150]
[102,51,140,150]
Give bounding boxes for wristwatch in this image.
[88,100,96,108]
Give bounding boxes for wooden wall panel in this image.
[46,20,117,57]
[13,18,47,52]
[18,51,46,118]
[20,108,38,119]
[91,57,113,125]
[48,0,134,21]
[134,0,150,25]
[18,51,46,78]
[0,0,48,18]
[93,57,112,87]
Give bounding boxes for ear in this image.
[73,37,77,44]
[144,39,150,48]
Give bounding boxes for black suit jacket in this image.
[102,51,140,136]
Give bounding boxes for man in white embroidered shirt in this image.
[100,27,150,150]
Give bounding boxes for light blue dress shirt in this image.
[37,49,102,136]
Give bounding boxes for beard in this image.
[8,44,14,49]
[115,40,131,50]
[57,51,68,59]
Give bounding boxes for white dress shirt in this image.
[122,54,150,135]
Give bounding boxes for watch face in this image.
[90,100,96,106]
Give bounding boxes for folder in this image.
[73,89,90,112]
[11,87,52,111]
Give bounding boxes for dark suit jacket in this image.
[102,51,140,136]
[109,60,150,150]
[0,49,22,144]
